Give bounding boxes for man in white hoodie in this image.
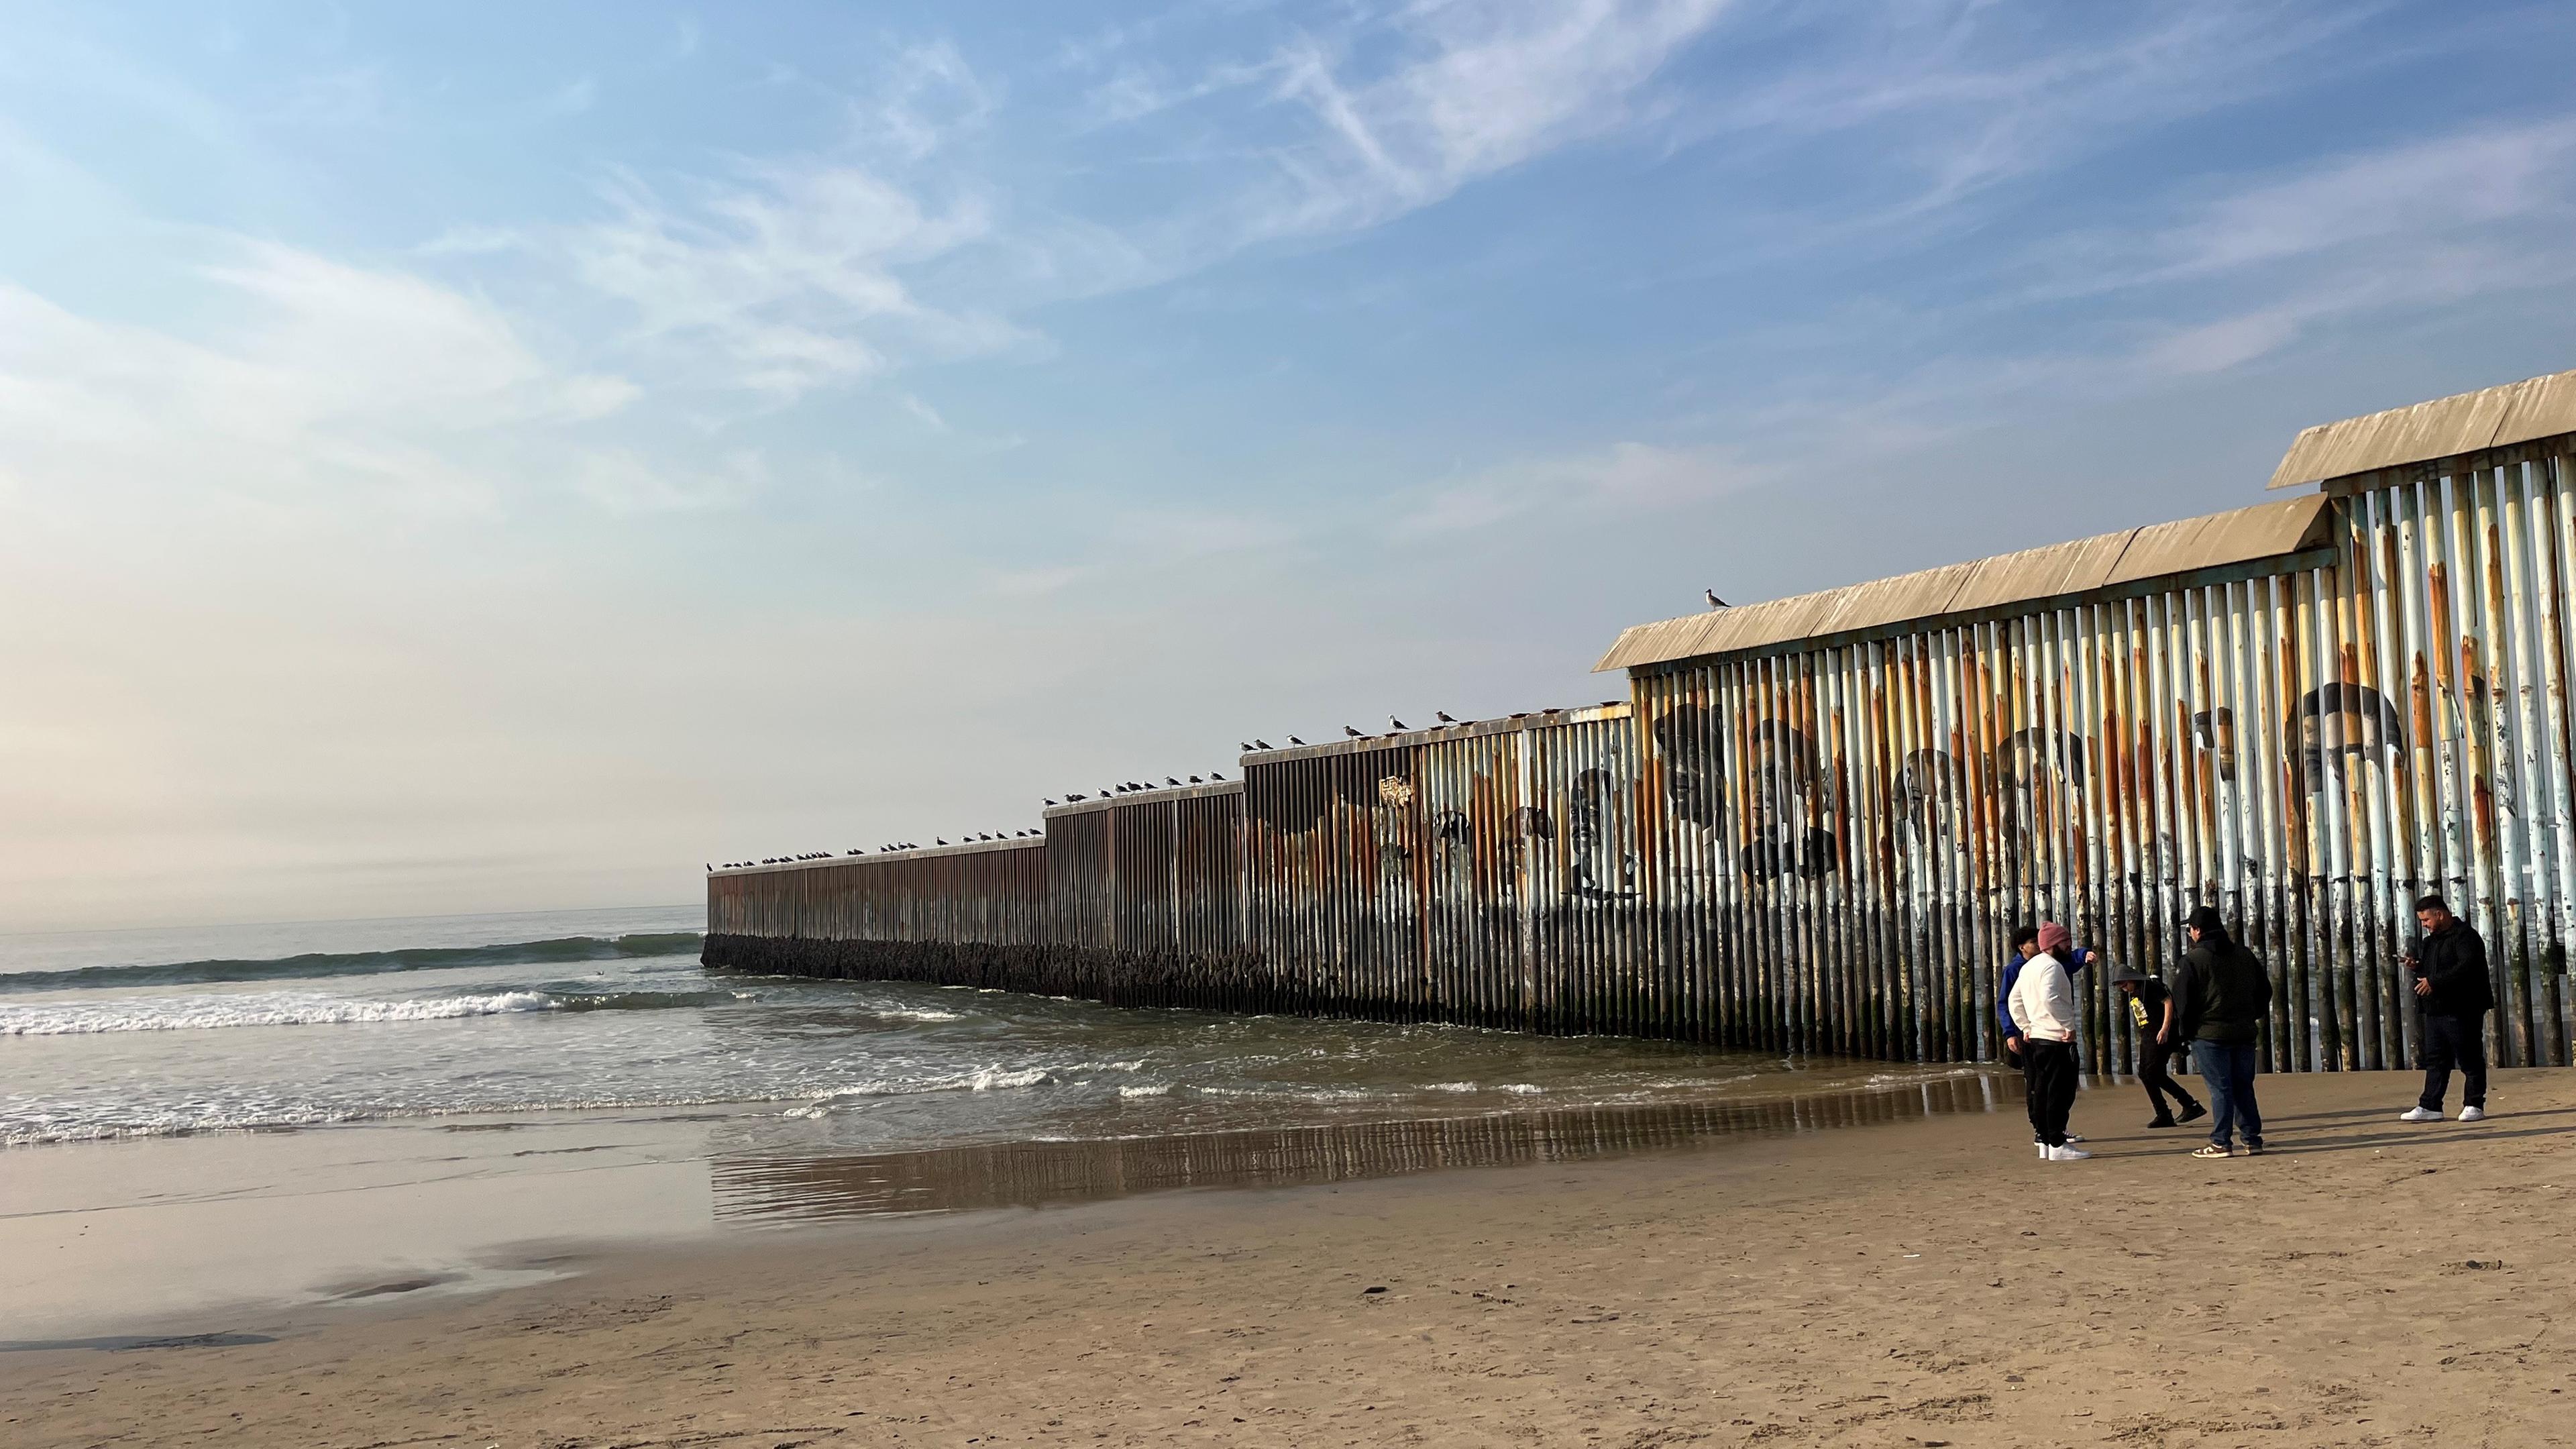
[2009,922,2088,1161]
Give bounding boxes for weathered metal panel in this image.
[1594,497,2336,674]
[2270,367,2576,490]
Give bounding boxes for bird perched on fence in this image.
[1239,741,1252,752]
[1436,710,1457,723]
[1254,739,1273,750]
[1188,775,1203,784]
[936,837,948,845]
[1287,735,1305,746]
[1344,724,1364,737]
[1210,769,1226,780]
[1705,588,1730,609]
[1165,775,1181,787]
[1389,716,1407,731]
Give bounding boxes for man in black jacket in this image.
[2400,895,2494,1123]
[2169,906,2273,1158]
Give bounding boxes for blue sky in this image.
[6,1,2575,929]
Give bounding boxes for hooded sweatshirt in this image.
[1996,946,2090,1042]
[2006,950,2080,1044]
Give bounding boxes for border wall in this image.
[707,370,2576,1073]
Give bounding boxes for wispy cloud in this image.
[1223,0,1732,243]
[1689,3,2375,224]
[2031,117,2576,378]
[2133,119,2576,284]
[855,40,998,161]
[0,239,639,523]
[564,162,1024,399]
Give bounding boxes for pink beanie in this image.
[2035,922,2072,956]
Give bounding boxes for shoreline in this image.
[6,1066,2572,1445]
[0,1065,2013,1342]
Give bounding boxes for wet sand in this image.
[5,1067,2573,1446]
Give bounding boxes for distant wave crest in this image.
[0,985,741,1036]
[0,932,705,994]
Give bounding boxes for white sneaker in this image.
[2458,1106,2486,1122]
[2037,1142,2049,1159]
[2399,1107,2441,1122]
[2046,1144,2092,1161]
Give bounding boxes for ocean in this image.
[0,905,1992,1155]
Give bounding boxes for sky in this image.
[6,1,2576,932]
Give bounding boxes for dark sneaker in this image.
[2244,1138,2266,1155]
[2178,1102,2208,1124]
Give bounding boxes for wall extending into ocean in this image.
[707,369,2576,1073]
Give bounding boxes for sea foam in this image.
[0,990,558,1036]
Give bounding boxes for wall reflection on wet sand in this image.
[711,1073,2006,1222]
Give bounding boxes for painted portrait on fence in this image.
[1648,700,1719,831]
[1992,726,2088,885]
[1743,718,1839,881]
[2288,682,2406,798]
[1565,765,1640,901]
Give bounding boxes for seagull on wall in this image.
[1210,769,1225,780]
[1287,736,1305,746]
[1436,711,1456,724]
[1254,739,1273,750]
[1344,724,1364,738]
[1389,716,1407,731]
[1705,588,1731,609]
[1165,776,1181,787]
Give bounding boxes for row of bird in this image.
[712,827,1046,868]
[712,709,1534,872]
[1232,710,1466,753]
[1048,769,1224,805]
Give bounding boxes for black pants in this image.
[2137,1040,2200,1122]
[2419,1012,2489,1112]
[2023,1039,2078,1148]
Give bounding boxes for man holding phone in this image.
[2399,895,2493,1123]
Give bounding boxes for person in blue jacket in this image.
[1999,923,2092,1147]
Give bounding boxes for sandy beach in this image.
[4,1066,2571,1447]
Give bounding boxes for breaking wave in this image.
[0,986,741,1036]
[0,933,706,994]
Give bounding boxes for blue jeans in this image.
[2191,1040,2263,1148]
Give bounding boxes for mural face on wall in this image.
[2192,706,2239,784]
[2288,682,2405,797]
[1743,718,1839,881]
[1992,726,2088,879]
[1566,765,1640,900]
[1649,702,1717,830]
[1897,747,1968,857]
